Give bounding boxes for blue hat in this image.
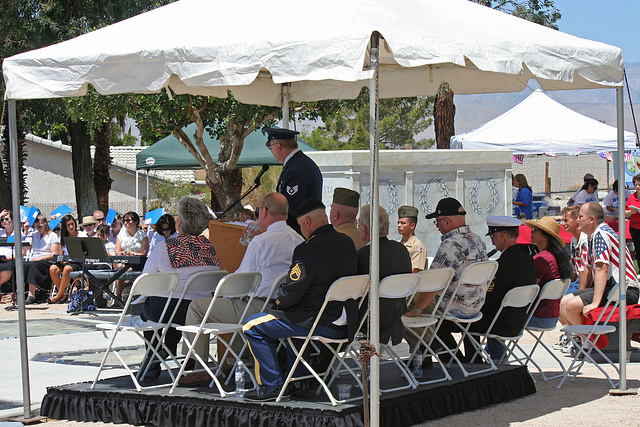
[264,128,299,143]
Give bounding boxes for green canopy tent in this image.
[134,124,316,209]
[135,124,315,170]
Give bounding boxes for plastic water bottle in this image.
[129,315,144,328]
[412,352,423,379]
[235,362,246,397]
[239,221,260,246]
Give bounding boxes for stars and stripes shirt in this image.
[570,232,589,274]
[588,222,639,288]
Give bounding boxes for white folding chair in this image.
[170,271,262,396]
[277,274,370,406]
[91,272,180,391]
[469,284,540,365]
[510,278,570,381]
[558,284,622,389]
[429,260,499,377]
[402,267,455,385]
[260,272,287,312]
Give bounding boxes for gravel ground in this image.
[4,300,640,426]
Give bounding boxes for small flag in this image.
[598,152,614,162]
[543,152,557,158]
[513,154,524,164]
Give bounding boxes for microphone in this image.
[253,164,270,185]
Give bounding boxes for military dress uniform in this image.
[242,224,358,388]
[335,222,366,250]
[403,234,427,271]
[276,150,323,212]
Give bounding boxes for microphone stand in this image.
[217,180,262,220]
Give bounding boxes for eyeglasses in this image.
[266,142,279,151]
[0,217,10,222]
[433,217,448,226]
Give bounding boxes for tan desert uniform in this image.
[335,222,366,250]
[402,234,427,271]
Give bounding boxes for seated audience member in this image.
[24,215,62,304]
[80,216,99,238]
[240,208,257,222]
[625,174,640,264]
[560,203,639,333]
[97,224,116,256]
[463,216,536,361]
[0,210,17,291]
[48,215,86,304]
[179,193,303,386]
[397,205,427,272]
[561,205,589,295]
[242,199,357,401]
[604,180,631,217]
[404,197,488,362]
[107,213,122,246]
[513,174,533,219]
[92,209,106,225]
[330,187,366,250]
[114,211,149,299]
[572,178,599,205]
[148,214,178,254]
[568,173,595,205]
[357,204,411,345]
[141,196,221,378]
[523,217,572,329]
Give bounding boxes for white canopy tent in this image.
[3,0,632,423]
[451,89,637,154]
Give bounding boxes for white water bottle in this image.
[235,362,246,397]
[413,352,423,379]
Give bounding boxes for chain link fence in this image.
[513,153,615,207]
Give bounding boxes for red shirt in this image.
[626,192,640,229]
[532,250,561,319]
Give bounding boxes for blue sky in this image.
[553,0,639,63]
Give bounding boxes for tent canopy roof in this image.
[3,0,624,103]
[450,90,637,154]
[135,124,315,170]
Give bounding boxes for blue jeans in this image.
[565,278,579,295]
[243,312,347,387]
[527,316,558,329]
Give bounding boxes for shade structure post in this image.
[368,33,381,427]
[135,169,139,213]
[282,83,290,129]
[8,99,32,418]
[614,85,633,394]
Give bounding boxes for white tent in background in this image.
[451,89,637,154]
[2,0,632,423]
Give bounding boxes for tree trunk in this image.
[208,168,242,216]
[1,103,28,208]
[434,82,456,149]
[94,122,113,214]
[68,120,98,218]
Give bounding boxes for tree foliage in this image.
[474,0,561,29]
[302,88,434,151]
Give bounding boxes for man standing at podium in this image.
[265,128,322,231]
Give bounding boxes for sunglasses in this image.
[123,219,135,223]
[36,225,44,229]
[0,217,10,222]
[159,227,172,232]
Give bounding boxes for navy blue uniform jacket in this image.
[277,150,323,211]
[270,224,358,331]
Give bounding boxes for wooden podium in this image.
[208,220,249,273]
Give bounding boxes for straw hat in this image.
[80,215,98,227]
[523,216,565,247]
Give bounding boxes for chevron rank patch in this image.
[290,263,302,281]
[286,185,299,195]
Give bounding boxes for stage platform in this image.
[41,362,535,426]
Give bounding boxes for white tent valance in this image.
[451,89,637,154]
[3,0,624,103]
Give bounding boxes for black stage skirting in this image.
[42,364,535,427]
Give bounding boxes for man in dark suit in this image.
[265,128,322,231]
[463,216,536,361]
[356,204,412,345]
[242,199,357,401]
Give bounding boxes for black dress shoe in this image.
[244,385,289,402]
[285,379,310,397]
[24,296,36,305]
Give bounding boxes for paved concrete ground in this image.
[2,300,640,426]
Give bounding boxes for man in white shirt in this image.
[179,193,303,385]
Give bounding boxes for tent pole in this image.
[136,169,139,213]
[8,99,33,418]
[146,170,149,211]
[282,84,290,129]
[368,32,381,427]
[611,85,636,395]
